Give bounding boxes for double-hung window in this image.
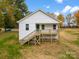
[26,24,29,30]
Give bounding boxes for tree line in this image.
[0,0,29,31]
[57,11,79,27]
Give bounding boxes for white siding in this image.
[19,23,35,40]
[20,11,58,24]
[19,11,59,40]
[45,24,53,30]
[45,24,58,30]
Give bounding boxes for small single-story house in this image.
[17,10,61,45]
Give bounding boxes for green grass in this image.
[65,30,79,46]
[6,45,21,59]
[0,29,79,59]
[0,32,33,59]
[72,38,79,46]
[0,32,21,59]
[65,30,79,36]
[59,51,75,59]
[61,53,75,59]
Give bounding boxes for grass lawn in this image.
[65,29,79,46]
[0,29,79,59]
[0,32,21,59]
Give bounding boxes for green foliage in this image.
[57,14,64,21]
[4,14,14,29]
[57,14,64,27]
[0,0,29,29]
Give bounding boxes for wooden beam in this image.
[58,23,60,40]
[27,41,29,45]
[41,34,43,43]
[51,29,52,43]
[34,36,37,45]
[39,35,41,44]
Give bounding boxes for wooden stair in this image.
[19,30,38,45]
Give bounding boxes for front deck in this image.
[29,29,59,45]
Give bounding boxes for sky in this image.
[25,0,79,15]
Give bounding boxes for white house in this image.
[17,10,60,45]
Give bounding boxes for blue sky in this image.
[25,0,79,15]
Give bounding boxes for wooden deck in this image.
[29,30,59,45]
[20,29,59,45]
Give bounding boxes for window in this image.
[36,24,40,30]
[42,24,45,30]
[26,24,29,30]
[53,24,56,30]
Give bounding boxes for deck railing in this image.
[37,29,58,34]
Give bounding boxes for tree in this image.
[0,0,16,30]
[0,10,4,28]
[66,14,72,27]
[3,13,14,31]
[57,14,64,27]
[7,0,29,27]
[0,0,29,31]
[74,10,79,26]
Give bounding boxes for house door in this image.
[53,24,56,30]
[41,24,45,30]
[36,24,40,31]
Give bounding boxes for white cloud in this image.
[54,12,60,16]
[70,6,79,13]
[55,0,63,3]
[43,5,50,9]
[62,5,72,13]
[46,5,50,9]
[60,5,79,14]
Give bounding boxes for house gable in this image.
[17,10,59,24]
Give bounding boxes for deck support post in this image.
[41,34,43,43]
[51,29,52,44]
[58,23,60,40]
[39,35,40,44]
[34,36,37,45]
[27,41,29,45]
[38,31,41,44]
[36,36,39,45]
